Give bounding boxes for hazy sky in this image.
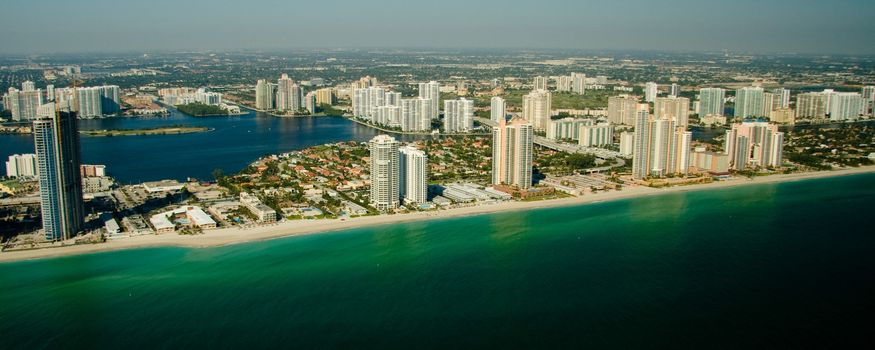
[2,0,874,54]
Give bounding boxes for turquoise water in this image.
[1,174,874,348]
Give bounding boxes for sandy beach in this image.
[2,166,874,263]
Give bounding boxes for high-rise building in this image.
[399,98,431,132]
[862,86,875,115]
[315,88,335,106]
[546,118,593,141]
[46,84,55,102]
[654,96,691,127]
[5,154,38,178]
[399,146,428,205]
[772,88,791,109]
[418,81,440,120]
[829,92,865,121]
[304,92,317,114]
[724,121,784,170]
[769,108,795,125]
[490,96,506,123]
[22,81,36,91]
[698,88,725,117]
[607,95,639,125]
[255,79,276,110]
[579,124,614,147]
[619,131,635,156]
[670,83,680,97]
[572,73,586,95]
[522,89,552,130]
[276,74,296,111]
[796,92,828,120]
[734,87,765,118]
[492,117,533,190]
[385,91,402,107]
[369,135,400,211]
[631,110,691,179]
[645,82,658,102]
[3,88,43,121]
[33,110,85,241]
[533,76,548,90]
[556,76,573,92]
[443,98,474,133]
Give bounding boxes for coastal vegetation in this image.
[80,126,211,137]
[176,102,229,116]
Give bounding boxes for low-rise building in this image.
[143,180,185,193]
[240,192,277,223]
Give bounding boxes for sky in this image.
[1,0,874,55]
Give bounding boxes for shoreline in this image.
[2,166,874,263]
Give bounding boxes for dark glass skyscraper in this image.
[33,109,84,241]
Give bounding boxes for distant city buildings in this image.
[75,85,121,117]
[533,76,548,90]
[492,116,533,190]
[724,121,784,170]
[33,110,85,240]
[608,95,639,125]
[654,96,691,127]
[3,86,43,121]
[571,73,586,95]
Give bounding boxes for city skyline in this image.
[2,0,875,55]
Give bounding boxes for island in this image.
[175,102,232,116]
[80,126,212,137]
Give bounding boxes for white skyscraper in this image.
[724,121,784,170]
[698,88,725,117]
[22,81,36,91]
[654,96,691,127]
[276,74,295,111]
[418,81,440,120]
[492,117,533,190]
[829,92,865,121]
[490,96,506,123]
[556,76,573,92]
[255,79,276,110]
[399,146,428,205]
[772,88,791,109]
[369,135,400,211]
[3,88,43,121]
[645,82,658,102]
[443,98,474,133]
[572,73,586,95]
[734,87,765,119]
[5,154,38,178]
[533,76,548,90]
[670,83,679,97]
[522,89,552,130]
[579,124,614,147]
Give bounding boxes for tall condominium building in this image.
[631,111,691,179]
[556,76,573,92]
[734,87,766,118]
[399,146,428,205]
[579,124,614,147]
[572,73,586,95]
[533,76,548,90]
[829,92,865,121]
[399,98,431,132]
[772,88,791,109]
[255,79,276,110]
[46,84,55,102]
[698,88,725,117]
[619,131,635,156]
[546,118,593,141]
[368,135,400,211]
[5,153,38,178]
[276,74,296,111]
[644,82,658,102]
[490,96,506,123]
[607,95,639,125]
[22,81,36,91]
[654,96,691,127]
[522,89,552,130]
[863,86,875,114]
[385,91,402,107]
[3,88,43,121]
[669,83,679,97]
[443,98,474,133]
[74,85,121,117]
[795,92,828,120]
[315,88,335,106]
[724,121,784,170]
[33,110,85,241]
[304,92,317,114]
[353,86,389,120]
[375,105,401,128]
[418,81,440,120]
[492,116,533,190]
[762,92,776,114]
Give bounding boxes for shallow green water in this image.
[2,174,874,348]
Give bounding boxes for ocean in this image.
[1,173,873,348]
